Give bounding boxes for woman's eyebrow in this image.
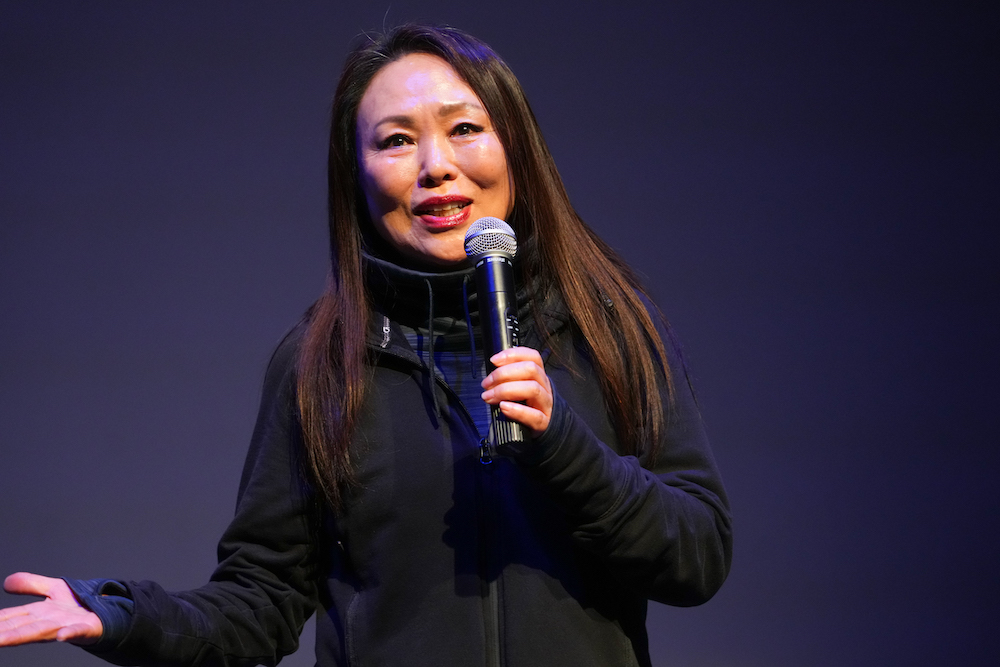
[372,102,485,131]
[373,114,416,130]
[438,101,485,116]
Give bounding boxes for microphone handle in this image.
[474,253,526,448]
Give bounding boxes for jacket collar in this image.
[361,252,571,353]
[363,252,476,328]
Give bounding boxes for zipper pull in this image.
[380,315,391,349]
[479,437,494,465]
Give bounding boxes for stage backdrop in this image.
[1,2,996,665]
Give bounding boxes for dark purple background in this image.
[2,2,997,665]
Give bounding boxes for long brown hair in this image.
[297,24,674,512]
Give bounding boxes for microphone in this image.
[464,217,526,450]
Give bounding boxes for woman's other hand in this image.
[481,346,553,437]
[0,573,102,646]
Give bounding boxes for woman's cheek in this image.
[463,142,507,186]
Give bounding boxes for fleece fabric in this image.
[81,256,732,667]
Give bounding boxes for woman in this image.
[0,24,731,667]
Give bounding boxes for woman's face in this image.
[356,53,513,269]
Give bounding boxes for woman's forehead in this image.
[357,54,484,129]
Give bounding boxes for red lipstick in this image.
[413,195,472,230]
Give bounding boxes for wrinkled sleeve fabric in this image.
[88,332,320,667]
[61,578,134,652]
[511,306,733,607]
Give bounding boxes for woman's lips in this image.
[413,197,472,230]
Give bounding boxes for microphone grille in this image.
[464,217,517,259]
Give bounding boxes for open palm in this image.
[0,573,102,646]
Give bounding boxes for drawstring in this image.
[425,278,441,420]
[462,274,478,377]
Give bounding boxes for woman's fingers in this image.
[4,573,79,608]
[0,574,102,647]
[485,346,546,373]
[57,622,99,643]
[495,397,550,434]
[481,347,553,436]
[3,572,56,597]
[482,349,549,391]
[481,378,547,404]
[0,609,62,644]
[0,603,102,646]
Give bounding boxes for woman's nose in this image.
[418,136,457,187]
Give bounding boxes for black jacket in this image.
[90,261,732,667]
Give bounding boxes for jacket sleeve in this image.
[89,331,320,667]
[511,309,733,607]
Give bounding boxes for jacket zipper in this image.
[483,464,502,667]
[433,374,503,667]
[371,335,503,666]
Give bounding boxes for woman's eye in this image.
[452,123,483,137]
[378,134,411,149]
